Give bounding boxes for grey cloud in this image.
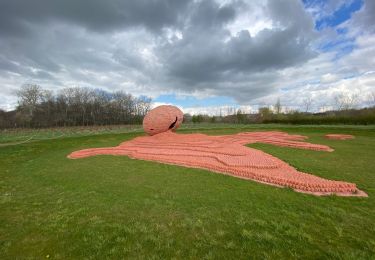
[0,57,19,73]
[351,0,375,33]
[34,70,55,80]
[0,0,191,35]
[267,0,314,30]
[187,0,238,30]
[0,0,335,109]
[113,49,147,71]
[215,72,280,103]
[157,0,316,103]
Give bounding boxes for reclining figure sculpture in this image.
[68,105,366,197]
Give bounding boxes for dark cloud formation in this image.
[0,0,189,35]
[159,0,316,97]
[0,0,330,108]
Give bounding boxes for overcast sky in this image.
[0,0,374,114]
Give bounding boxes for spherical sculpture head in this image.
[143,105,184,135]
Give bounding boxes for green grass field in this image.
[1,125,375,259]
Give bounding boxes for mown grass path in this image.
[1,125,375,259]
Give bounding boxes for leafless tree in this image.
[12,85,152,128]
[368,91,375,107]
[334,93,358,110]
[16,84,43,117]
[135,96,152,117]
[302,97,313,113]
[274,98,282,114]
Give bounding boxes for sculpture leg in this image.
[67,147,130,159]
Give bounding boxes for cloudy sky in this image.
[0,0,374,114]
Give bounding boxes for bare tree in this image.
[11,84,152,127]
[135,96,152,117]
[16,84,43,117]
[274,98,282,114]
[319,103,329,113]
[368,91,375,107]
[258,107,272,119]
[113,91,134,123]
[73,87,92,125]
[58,87,76,125]
[302,97,313,113]
[236,109,246,123]
[334,93,358,110]
[37,89,55,125]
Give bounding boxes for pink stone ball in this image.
[143,105,184,135]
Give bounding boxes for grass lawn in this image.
[1,125,375,259]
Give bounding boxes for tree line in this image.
[0,84,152,128]
[2,85,375,129]
[183,106,375,125]
[183,94,375,125]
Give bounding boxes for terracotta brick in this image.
[68,106,366,197]
[143,105,183,135]
[325,134,354,140]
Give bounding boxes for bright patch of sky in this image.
[310,0,363,30]
[154,94,236,110]
[303,0,363,59]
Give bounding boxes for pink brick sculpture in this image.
[143,105,183,135]
[325,134,354,140]
[68,106,366,197]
